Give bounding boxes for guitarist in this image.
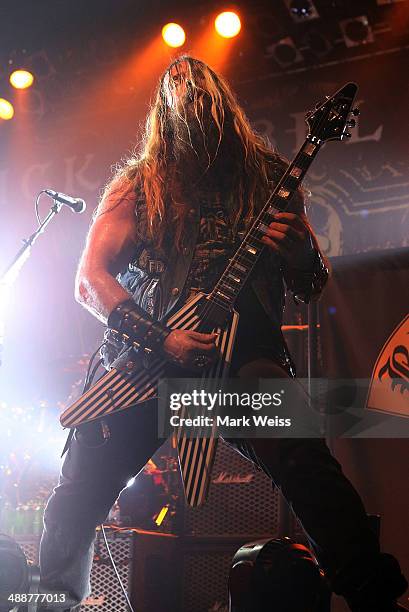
[39,57,407,612]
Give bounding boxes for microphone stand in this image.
[0,199,64,366]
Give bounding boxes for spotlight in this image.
[10,69,34,89]
[285,0,319,21]
[0,98,14,120]
[162,23,186,48]
[340,16,374,48]
[229,537,330,611]
[215,11,241,38]
[266,37,303,68]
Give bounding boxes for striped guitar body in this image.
[60,292,239,507]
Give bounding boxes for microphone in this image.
[44,189,86,214]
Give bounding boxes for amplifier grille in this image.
[15,536,39,565]
[184,441,281,537]
[79,530,133,612]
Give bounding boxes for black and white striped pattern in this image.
[60,292,238,507]
[175,305,239,507]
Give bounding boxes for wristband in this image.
[108,299,171,354]
[285,249,329,304]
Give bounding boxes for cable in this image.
[82,345,135,611]
[61,341,107,457]
[100,524,135,612]
[83,341,107,392]
[35,191,46,226]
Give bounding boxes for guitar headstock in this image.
[306,82,359,143]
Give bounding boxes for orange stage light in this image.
[0,98,14,120]
[162,23,186,48]
[215,11,241,38]
[10,69,34,90]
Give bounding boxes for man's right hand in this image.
[162,329,218,370]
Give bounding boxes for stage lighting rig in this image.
[0,98,14,120]
[162,23,186,48]
[214,11,242,38]
[266,37,303,68]
[304,30,332,57]
[284,0,319,22]
[340,16,374,48]
[10,70,34,90]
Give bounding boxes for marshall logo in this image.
[212,471,255,484]
[366,315,409,417]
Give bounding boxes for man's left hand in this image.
[261,212,315,269]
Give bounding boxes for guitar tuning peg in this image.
[344,132,352,138]
[347,119,356,128]
[352,108,360,116]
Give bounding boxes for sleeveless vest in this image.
[102,194,294,374]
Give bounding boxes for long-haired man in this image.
[39,57,407,612]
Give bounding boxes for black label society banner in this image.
[319,248,409,431]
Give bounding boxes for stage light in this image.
[229,538,330,611]
[285,0,319,21]
[340,16,374,48]
[162,23,186,48]
[0,98,14,120]
[267,37,303,68]
[215,11,241,38]
[10,69,34,89]
[305,31,332,57]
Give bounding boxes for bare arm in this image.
[75,178,138,324]
[75,177,218,369]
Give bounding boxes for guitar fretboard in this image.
[208,138,321,310]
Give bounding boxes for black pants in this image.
[39,358,391,607]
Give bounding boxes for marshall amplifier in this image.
[80,529,134,612]
[183,440,283,538]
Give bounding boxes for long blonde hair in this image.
[105,56,290,250]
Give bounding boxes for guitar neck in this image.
[207,137,322,310]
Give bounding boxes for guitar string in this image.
[197,94,347,328]
[196,156,309,327]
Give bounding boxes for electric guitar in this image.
[61,82,359,507]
